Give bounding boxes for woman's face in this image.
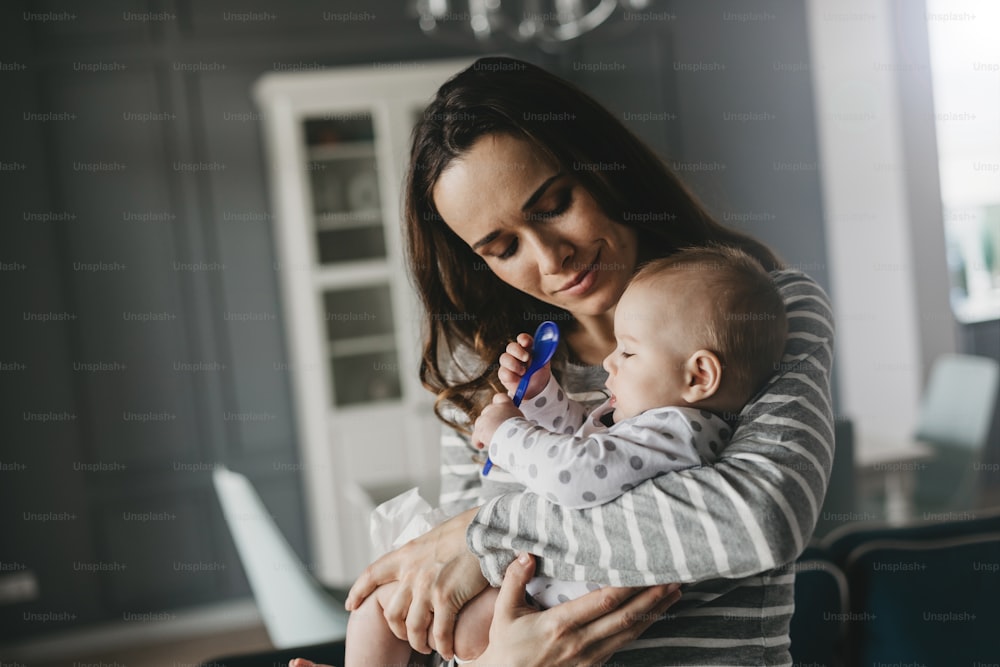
[432,133,639,318]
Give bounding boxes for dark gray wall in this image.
[0,0,490,643]
[559,0,829,291]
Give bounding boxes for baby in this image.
[344,245,787,665]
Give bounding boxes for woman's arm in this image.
[305,554,683,667]
[346,507,487,659]
[463,554,682,667]
[467,270,835,586]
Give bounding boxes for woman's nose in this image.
[534,235,572,276]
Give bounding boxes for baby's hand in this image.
[472,393,525,451]
[498,333,551,400]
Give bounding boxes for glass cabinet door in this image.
[303,112,402,408]
[322,284,401,407]
[255,59,475,583]
[304,114,386,265]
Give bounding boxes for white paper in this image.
[369,487,450,558]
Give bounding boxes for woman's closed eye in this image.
[492,188,573,260]
[530,188,573,222]
[497,238,518,260]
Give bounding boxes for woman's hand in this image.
[345,507,487,658]
[466,553,682,667]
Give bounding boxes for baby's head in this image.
[603,245,787,422]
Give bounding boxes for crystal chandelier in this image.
[415,0,653,45]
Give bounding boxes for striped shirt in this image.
[439,270,834,666]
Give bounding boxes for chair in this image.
[821,510,1000,666]
[212,467,350,649]
[912,353,999,512]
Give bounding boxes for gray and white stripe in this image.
[442,270,832,666]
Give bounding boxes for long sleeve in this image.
[515,373,589,433]
[439,372,579,514]
[489,406,723,509]
[466,270,835,587]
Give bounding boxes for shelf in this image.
[308,141,376,162]
[316,209,381,230]
[313,261,390,289]
[328,333,396,358]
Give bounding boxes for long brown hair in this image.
[405,56,781,432]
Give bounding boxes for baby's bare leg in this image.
[452,587,500,662]
[345,581,420,667]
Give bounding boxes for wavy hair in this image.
[404,56,781,432]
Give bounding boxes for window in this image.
[926,0,1000,322]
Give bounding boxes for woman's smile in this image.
[557,250,600,296]
[432,133,638,319]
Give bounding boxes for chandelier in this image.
[415,0,653,45]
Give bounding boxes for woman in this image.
[303,56,834,667]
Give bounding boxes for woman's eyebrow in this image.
[520,171,564,212]
[471,171,564,251]
[472,230,500,251]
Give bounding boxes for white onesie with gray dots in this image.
[486,374,728,608]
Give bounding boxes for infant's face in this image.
[602,277,704,422]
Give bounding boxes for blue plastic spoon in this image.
[483,320,560,475]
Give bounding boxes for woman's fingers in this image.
[346,508,484,654]
[382,579,415,641]
[429,602,457,661]
[429,549,490,660]
[345,553,395,610]
[468,554,682,667]
[562,582,680,634]
[493,552,537,624]
[581,585,682,664]
[404,593,434,654]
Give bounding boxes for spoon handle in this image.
[511,373,532,408]
[484,359,536,476]
[483,321,558,476]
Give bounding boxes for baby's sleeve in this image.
[517,375,587,434]
[488,408,708,510]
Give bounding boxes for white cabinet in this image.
[254,60,471,584]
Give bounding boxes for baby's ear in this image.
[681,350,722,403]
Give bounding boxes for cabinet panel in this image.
[255,59,474,581]
[305,114,387,266]
[322,283,401,406]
